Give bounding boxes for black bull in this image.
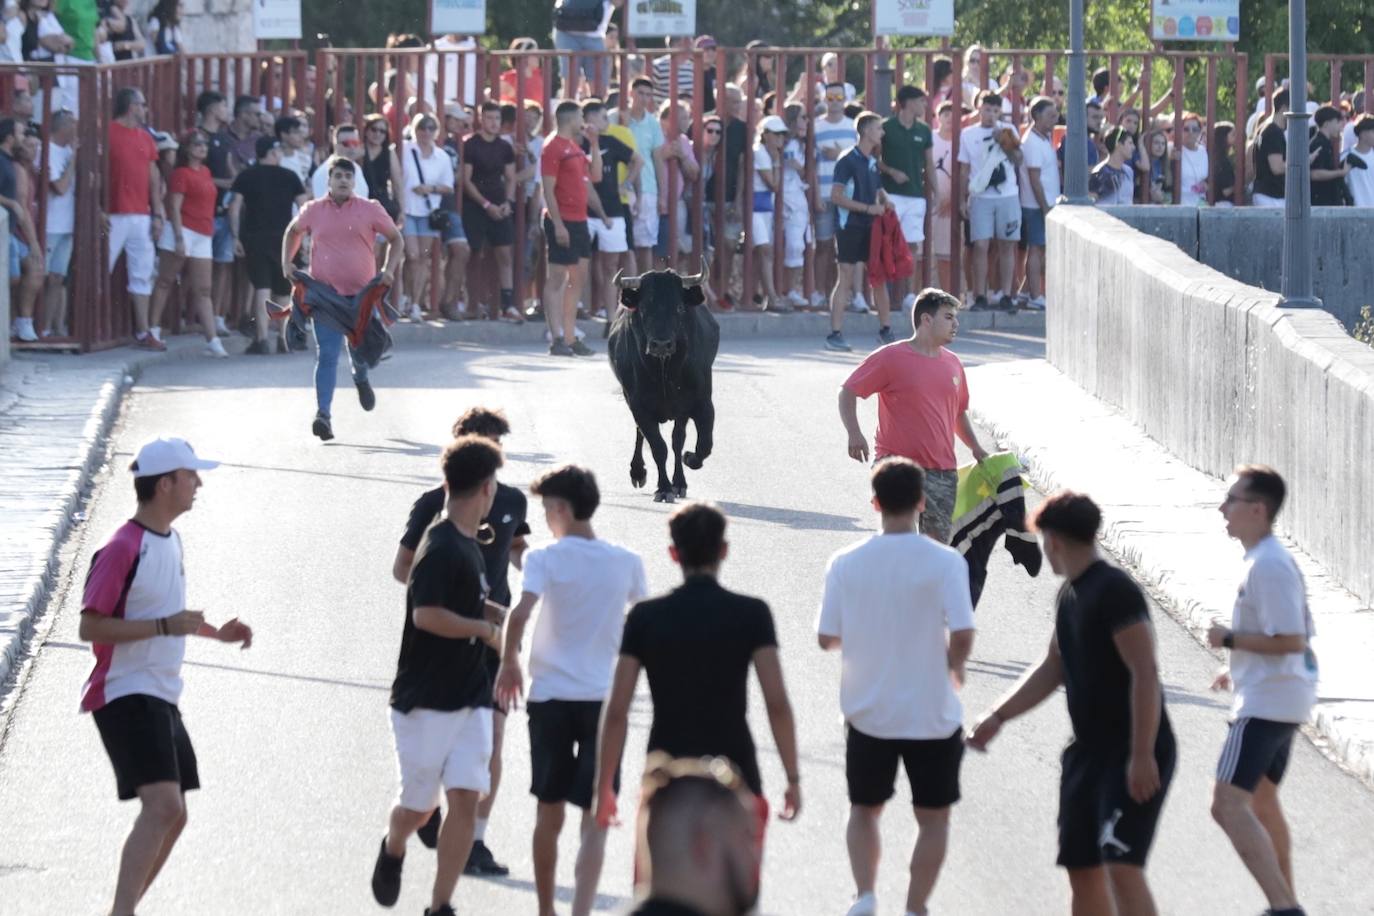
[606,265,720,503]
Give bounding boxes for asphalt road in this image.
[1,330,1372,916]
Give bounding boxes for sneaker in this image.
[767,295,793,313]
[502,305,525,323]
[311,412,334,441]
[134,332,166,351]
[808,290,828,310]
[997,293,1016,312]
[846,891,878,916]
[825,331,852,352]
[424,906,457,916]
[787,290,808,309]
[570,339,595,356]
[464,839,510,877]
[847,296,869,314]
[593,307,608,320]
[901,292,918,312]
[12,317,38,342]
[214,316,231,337]
[370,836,403,907]
[245,339,272,355]
[549,339,574,357]
[355,379,376,412]
[878,325,897,345]
[149,325,163,342]
[203,338,229,359]
[417,808,441,850]
[1026,296,1046,311]
[409,303,425,322]
[971,295,991,311]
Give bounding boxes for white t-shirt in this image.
[45,142,75,234]
[751,142,775,212]
[311,162,369,200]
[1017,128,1059,210]
[817,532,974,740]
[402,144,456,218]
[1179,144,1209,206]
[959,122,1019,199]
[2,14,23,64]
[1345,146,1374,207]
[280,148,313,186]
[521,537,649,703]
[1229,535,1318,724]
[34,11,67,62]
[781,137,808,217]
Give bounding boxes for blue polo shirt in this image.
[833,146,880,232]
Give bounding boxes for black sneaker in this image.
[371,837,403,907]
[570,339,595,356]
[312,412,334,441]
[424,906,457,916]
[997,293,1016,312]
[971,295,991,311]
[878,326,897,345]
[549,339,574,357]
[356,379,376,411]
[245,339,271,355]
[464,839,510,877]
[417,808,441,850]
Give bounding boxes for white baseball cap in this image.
[760,115,788,134]
[131,437,220,477]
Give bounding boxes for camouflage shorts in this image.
[920,469,959,544]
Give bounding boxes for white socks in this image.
[473,817,488,842]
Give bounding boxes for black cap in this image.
[255,135,281,160]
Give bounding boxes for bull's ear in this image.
[619,289,640,310]
[683,285,706,306]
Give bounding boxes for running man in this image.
[79,436,253,916]
[595,502,802,865]
[1207,465,1316,916]
[372,435,508,916]
[392,407,530,878]
[838,288,990,543]
[968,490,1175,915]
[494,465,648,916]
[281,155,403,442]
[229,134,306,354]
[818,458,974,916]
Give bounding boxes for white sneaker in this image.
[846,892,877,916]
[213,316,230,337]
[150,326,163,342]
[13,317,38,342]
[409,303,425,322]
[204,337,229,358]
[808,290,828,310]
[787,290,808,308]
[850,291,870,313]
[901,292,917,311]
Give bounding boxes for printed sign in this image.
[627,0,697,38]
[430,0,487,36]
[872,0,955,38]
[252,0,301,40]
[1151,0,1240,42]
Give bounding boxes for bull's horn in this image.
[614,269,642,290]
[679,257,708,288]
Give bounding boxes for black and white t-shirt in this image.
[401,483,528,606]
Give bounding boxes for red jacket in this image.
[867,209,913,284]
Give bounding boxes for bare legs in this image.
[1212,779,1299,909]
[533,801,606,916]
[845,804,952,916]
[109,781,186,916]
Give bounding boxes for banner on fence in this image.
[430,0,487,36]
[252,0,301,40]
[872,0,955,38]
[626,0,698,38]
[1151,0,1239,42]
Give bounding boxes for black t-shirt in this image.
[580,133,635,218]
[206,127,235,209]
[1254,122,1286,199]
[626,901,709,916]
[705,119,748,202]
[390,521,492,713]
[400,483,528,606]
[1309,133,1346,206]
[619,575,778,796]
[462,134,515,206]
[230,164,304,243]
[1055,561,1167,750]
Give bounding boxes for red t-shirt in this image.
[843,343,970,470]
[168,165,216,236]
[108,122,158,215]
[540,134,589,222]
[296,195,395,295]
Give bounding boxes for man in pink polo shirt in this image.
[838,287,990,543]
[282,155,403,441]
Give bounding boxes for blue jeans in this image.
[553,29,608,85]
[313,319,367,417]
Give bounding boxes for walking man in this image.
[230,135,306,354]
[968,490,1176,915]
[281,156,403,441]
[827,112,893,351]
[1207,465,1316,916]
[372,435,508,916]
[838,288,990,543]
[494,465,648,916]
[595,502,802,863]
[817,458,974,916]
[392,407,530,878]
[79,436,253,916]
[462,101,518,320]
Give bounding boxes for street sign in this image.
[430,0,487,36]
[872,0,955,38]
[252,0,301,40]
[626,0,697,38]
[1151,0,1240,42]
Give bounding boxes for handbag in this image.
[411,148,452,232]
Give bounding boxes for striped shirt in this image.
[815,115,856,196]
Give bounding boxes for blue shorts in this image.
[9,236,28,279]
[815,201,837,241]
[212,214,236,263]
[46,232,73,276]
[442,210,467,244]
[404,214,441,239]
[1021,207,1047,247]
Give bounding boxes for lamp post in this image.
[1280,0,1320,308]
[1062,0,1091,204]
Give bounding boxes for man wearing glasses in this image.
[311,124,371,199]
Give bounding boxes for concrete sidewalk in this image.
[968,358,1374,787]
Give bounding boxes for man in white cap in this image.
[77,436,254,916]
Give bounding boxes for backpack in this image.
[554,0,605,33]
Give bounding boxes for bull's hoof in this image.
[684,451,705,470]
[653,490,676,503]
[673,484,688,498]
[630,466,647,488]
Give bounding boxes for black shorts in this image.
[461,202,515,253]
[528,699,618,808]
[1057,726,1176,869]
[845,724,963,809]
[544,216,591,265]
[1216,717,1297,791]
[835,222,872,265]
[92,694,200,801]
[243,238,291,297]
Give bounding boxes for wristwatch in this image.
[1222,631,1235,649]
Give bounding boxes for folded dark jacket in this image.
[273,271,397,369]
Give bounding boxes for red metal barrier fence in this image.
[0,46,1370,351]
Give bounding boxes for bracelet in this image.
[156,617,167,636]
[1222,631,1235,650]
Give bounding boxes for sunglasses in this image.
[825,93,845,101]
[339,138,362,148]
[417,123,437,132]
[366,125,387,134]
[704,127,722,135]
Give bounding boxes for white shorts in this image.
[1253,192,1284,208]
[968,194,1021,242]
[157,223,214,260]
[750,211,775,248]
[890,194,927,244]
[108,213,156,295]
[590,215,629,254]
[633,192,659,249]
[390,706,493,811]
[783,214,813,268]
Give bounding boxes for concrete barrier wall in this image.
[1047,206,1374,605]
[0,209,9,367]
[1104,205,1374,331]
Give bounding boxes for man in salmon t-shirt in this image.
[838,287,990,543]
[107,87,166,350]
[281,156,403,441]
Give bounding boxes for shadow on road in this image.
[714,501,866,532]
